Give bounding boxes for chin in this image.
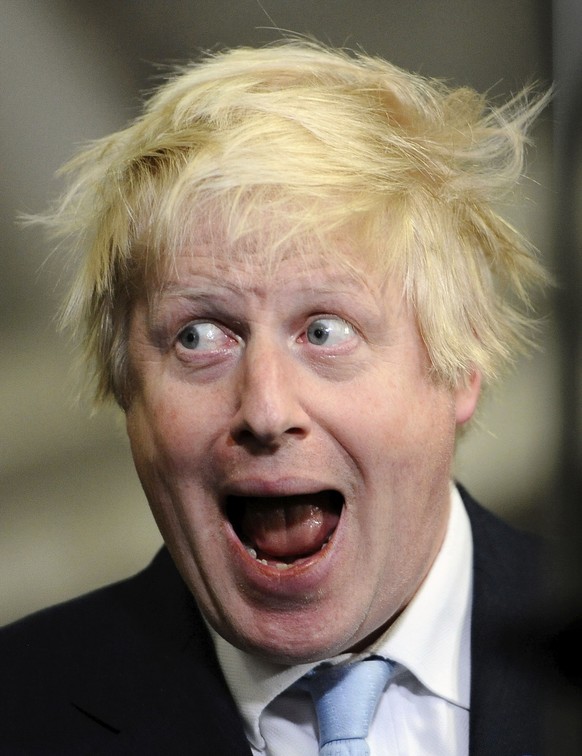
[210,598,378,665]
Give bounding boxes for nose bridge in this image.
[232,333,308,445]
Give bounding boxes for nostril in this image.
[231,431,282,455]
[286,426,307,436]
[229,423,307,451]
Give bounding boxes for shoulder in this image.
[0,549,248,753]
[0,548,203,666]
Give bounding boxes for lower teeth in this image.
[244,537,332,567]
[244,543,293,569]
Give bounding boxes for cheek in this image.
[125,393,208,541]
[127,380,234,498]
[329,374,456,466]
[126,388,191,475]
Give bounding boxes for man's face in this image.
[125,234,479,664]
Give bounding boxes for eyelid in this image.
[175,316,236,337]
[307,313,358,331]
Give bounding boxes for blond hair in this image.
[39,40,550,406]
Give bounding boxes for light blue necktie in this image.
[302,657,394,756]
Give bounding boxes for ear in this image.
[454,368,481,425]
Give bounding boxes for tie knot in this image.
[302,658,394,755]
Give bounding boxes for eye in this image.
[305,317,355,347]
[177,322,233,351]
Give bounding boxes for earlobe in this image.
[454,369,481,425]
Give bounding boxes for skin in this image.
[125,235,480,665]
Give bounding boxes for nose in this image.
[229,341,311,449]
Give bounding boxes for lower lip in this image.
[225,519,341,598]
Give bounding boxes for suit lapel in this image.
[68,549,252,754]
[463,487,545,756]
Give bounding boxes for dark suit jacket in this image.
[0,488,547,755]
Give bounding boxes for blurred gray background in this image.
[1,0,580,629]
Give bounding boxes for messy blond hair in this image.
[40,40,550,406]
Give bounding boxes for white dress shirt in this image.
[209,484,473,755]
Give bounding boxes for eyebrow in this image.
[148,282,242,311]
[153,271,375,302]
[146,290,231,330]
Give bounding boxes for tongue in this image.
[241,493,340,559]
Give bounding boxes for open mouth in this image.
[226,490,343,570]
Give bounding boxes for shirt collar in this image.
[208,483,473,748]
[372,484,473,707]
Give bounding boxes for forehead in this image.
[148,187,392,265]
[159,256,369,307]
[151,235,392,308]
[147,207,394,295]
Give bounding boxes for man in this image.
[1,41,551,754]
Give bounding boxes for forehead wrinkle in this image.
[155,246,386,300]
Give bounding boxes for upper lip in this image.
[221,477,341,499]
